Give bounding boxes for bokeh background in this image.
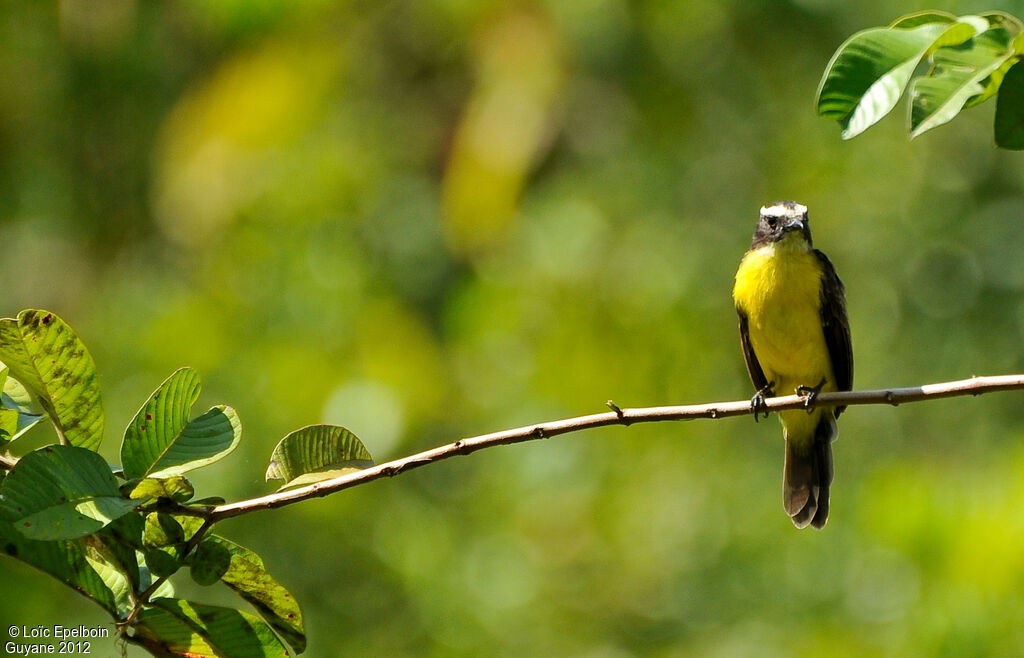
[3,1,1024,655]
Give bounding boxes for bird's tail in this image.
[783,415,836,529]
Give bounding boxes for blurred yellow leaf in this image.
[443,8,565,256]
[153,40,339,246]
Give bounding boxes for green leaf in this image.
[0,521,119,614]
[125,476,195,503]
[189,496,226,506]
[4,372,36,412]
[909,26,1017,137]
[87,513,145,606]
[2,372,45,442]
[888,10,957,30]
[144,512,186,548]
[977,11,1024,35]
[0,310,104,450]
[817,19,979,139]
[189,538,231,586]
[121,368,242,479]
[0,408,17,445]
[0,445,142,540]
[86,557,135,616]
[173,514,206,541]
[266,424,373,487]
[966,53,1020,108]
[0,366,12,445]
[132,604,217,657]
[144,545,182,578]
[83,538,139,615]
[272,467,372,490]
[137,598,290,658]
[995,59,1024,149]
[139,552,177,598]
[212,535,306,653]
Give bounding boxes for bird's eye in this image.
[766,217,777,228]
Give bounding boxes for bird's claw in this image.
[750,381,775,422]
[796,378,827,413]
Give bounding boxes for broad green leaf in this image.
[909,27,1017,137]
[140,598,290,658]
[84,548,136,616]
[0,310,104,450]
[86,513,145,605]
[0,521,119,614]
[817,19,979,139]
[995,60,1024,148]
[121,368,242,479]
[189,538,231,586]
[0,445,142,540]
[212,535,306,653]
[133,605,217,657]
[266,424,373,486]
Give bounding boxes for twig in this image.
[208,374,1024,521]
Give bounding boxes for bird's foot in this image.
[796,378,827,412]
[750,381,775,422]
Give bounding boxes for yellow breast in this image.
[733,243,834,395]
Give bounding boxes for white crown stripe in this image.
[759,202,807,217]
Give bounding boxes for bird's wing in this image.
[814,249,853,416]
[737,308,770,393]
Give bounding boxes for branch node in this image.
[205,374,1024,521]
[606,399,632,425]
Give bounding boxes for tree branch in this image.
[209,374,1024,522]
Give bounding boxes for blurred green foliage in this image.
[3,0,1024,655]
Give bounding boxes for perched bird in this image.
[732,201,853,529]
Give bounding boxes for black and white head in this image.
[751,200,811,249]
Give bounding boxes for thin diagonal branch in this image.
[208,374,1024,522]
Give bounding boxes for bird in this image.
[732,201,853,529]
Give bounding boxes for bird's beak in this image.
[782,218,805,233]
